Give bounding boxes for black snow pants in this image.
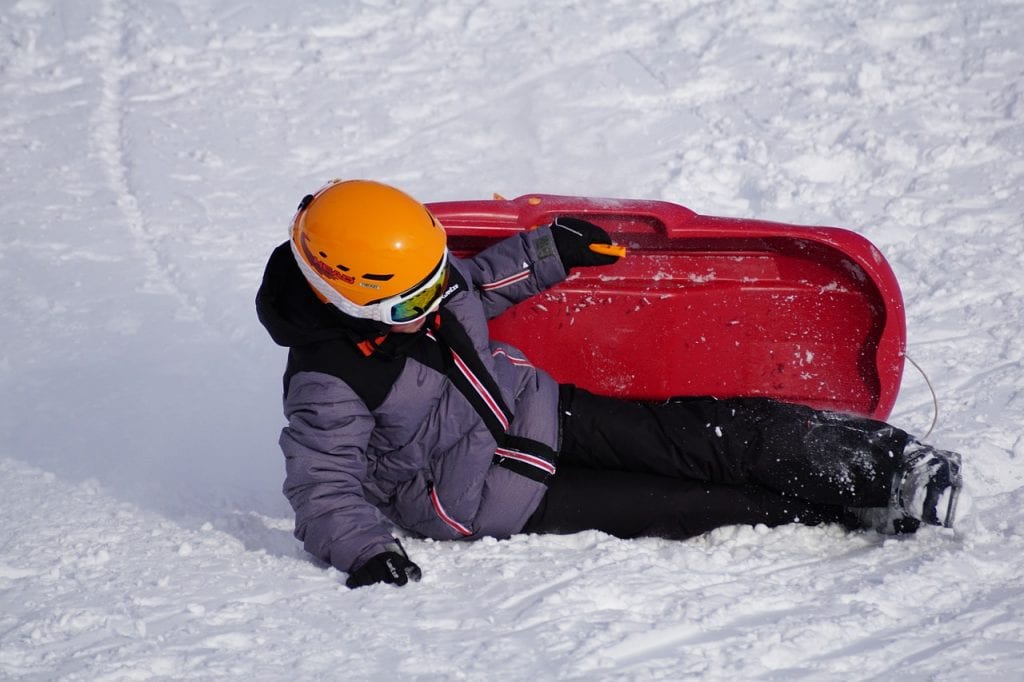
[523,385,912,540]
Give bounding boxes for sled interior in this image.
[428,194,906,419]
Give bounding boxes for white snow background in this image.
[2,0,1023,679]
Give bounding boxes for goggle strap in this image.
[289,238,383,321]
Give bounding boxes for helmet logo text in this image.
[299,234,354,284]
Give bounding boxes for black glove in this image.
[550,217,620,270]
[345,543,422,589]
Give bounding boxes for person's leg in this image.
[523,465,849,540]
[558,385,911,508]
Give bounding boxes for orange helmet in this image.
[290,180,449,324]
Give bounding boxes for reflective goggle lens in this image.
[388,265,449,323]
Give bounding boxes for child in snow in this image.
[256,180,963,589]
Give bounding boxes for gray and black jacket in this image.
[256,227,567,572]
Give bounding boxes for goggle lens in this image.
[388,265,449,323]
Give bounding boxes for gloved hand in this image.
[550,217,620,270]
[345,544,422,589]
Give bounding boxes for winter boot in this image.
[891,441,963,528]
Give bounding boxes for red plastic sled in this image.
[428,194,906,420]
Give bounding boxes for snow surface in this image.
[2,0,1024,679]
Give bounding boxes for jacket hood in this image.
[256,241,390,348]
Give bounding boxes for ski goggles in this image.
[364,250,449,325]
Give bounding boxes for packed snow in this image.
[2,0,1024,679]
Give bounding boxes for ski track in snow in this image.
[90,0,229,332]
[2,0,1024,679]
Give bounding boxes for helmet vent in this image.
[362,273,394,281]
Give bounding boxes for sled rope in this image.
[904,353,938,440]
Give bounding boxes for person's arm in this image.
[280,372,419,586]
[460,218,619,319]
